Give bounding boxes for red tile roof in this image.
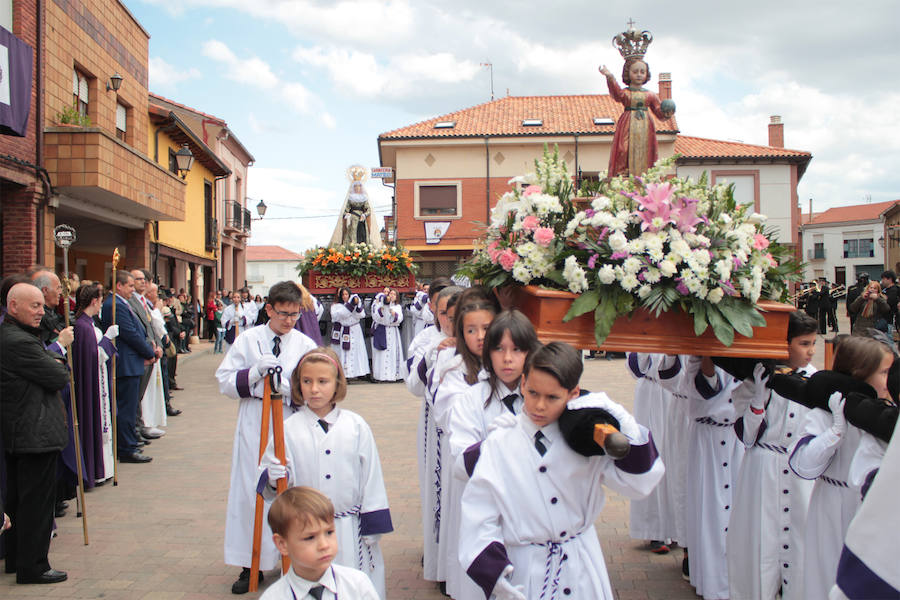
[149,92,225,125]
[674,135,810,159]
[808,200,900,225]
[379,94,678,139]
[247,245,302,261]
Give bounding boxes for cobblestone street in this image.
[1,321,838,599]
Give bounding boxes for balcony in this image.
[45,127,185,225]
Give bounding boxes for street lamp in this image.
[256,199,267,218]
[106,73,124,92]
[174,144,194,179]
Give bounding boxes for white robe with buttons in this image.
[727,365,816,600]
[370,298,404,382]
[459,405,664,600]
[260,405,392,599]
[789,409,868,600]
[330,296,369,378]
[215,324,318,570]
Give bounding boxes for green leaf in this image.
[747,307,767,328]
[593,301,617,346]
[543,270,567,287]
[706,305,735,346]
[563,288,600,322]
[691,300,709,336]
[716,301,754,338]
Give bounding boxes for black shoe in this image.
[135,439,149,447]
[17,568,68,584]
[649,540,670,554]
[119,452,152,463]
[231,568,263,594]
[682,553,690,581]
[166,405,182,416]
[171,385,185,391]
[54,504,67,518]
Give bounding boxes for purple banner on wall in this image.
[0,26,33,137]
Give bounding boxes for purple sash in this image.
[331,322,351,350]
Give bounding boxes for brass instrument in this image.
[829,284,846,299]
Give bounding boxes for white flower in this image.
[670,239,692,260]
[643,268,662,283]
[747,212,767,225]
[719,213,732,225]
[620,273,639,291]
[707,287,725,304]
[563,255,588,293]
[623,257,642,275]
[658,259,677,277]
[638,284,652,299]
[591,196,612,211]
[597,264,616,284]
[609,231,628,252]
[690,249,711,267]
[512,262,533,284]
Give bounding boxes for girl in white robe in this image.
[727,311,818,600]
[789,336,895,600]
[408,286,462,584]
[626,352,689,550]
[459,342,665,600]
[222,291,249,346]
[260,348,393,598]
[94,325,116,482]
[448,310,539,600]
[370,290,404,382]
[432,295,497,598]
[215,317,318,586]
[660,356,745,600]
[408,289,431,337]
[330,288,369,379]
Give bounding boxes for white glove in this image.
[256,353,279,376]
[493,566,526,600]
[828,392,847,437]
[731,363,770,412]
[104,324,119,340]
[567,392,641,440]
[361,534,381,547]
[267,460,289,487]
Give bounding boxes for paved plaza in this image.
[1,315,842,599]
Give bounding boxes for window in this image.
[115,103,127,142]
[72,69,89,116]
[843,237,874,259]
[276,263,285,277]
[434,121,456,129]
[522,119,542,126]
[168,148,178,175]
[593,117,614,126]
[813,242,825,259]
[415,183,460,217]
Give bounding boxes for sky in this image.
[130,0,900,255]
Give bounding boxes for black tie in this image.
[318,419,329,433]
[534,431,547,456]
[308,585,325,600]
[272,336,281,357]
[501,394,517,414]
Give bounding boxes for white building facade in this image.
[246,245,302,297]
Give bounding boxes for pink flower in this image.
[534,227,555,247]
[753,234,770,250]
[521,215,540,232]
[587,253,599,269]
[671,196,703,233]
[523,185,542,196]
[765,253,777,267]
[498,249,518,271]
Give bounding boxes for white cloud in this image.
[292,46,480,99]
[148,56,201,90]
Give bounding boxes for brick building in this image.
[378,78,811,278]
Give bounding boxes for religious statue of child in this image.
[600,24,675,178]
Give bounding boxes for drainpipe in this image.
[36,0,45,265]
[574,134,579,191]
[485,136,490,227]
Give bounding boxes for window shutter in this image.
[116,103,127,131]
[419,185,457,214]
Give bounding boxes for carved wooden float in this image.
[303,270,416,294]
[509,285,793,359]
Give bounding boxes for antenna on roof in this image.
[480,62,494,101]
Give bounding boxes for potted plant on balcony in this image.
[459,145,800,357]
[55,105,92,127]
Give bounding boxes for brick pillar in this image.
[658,72,672,101]
[768,115,784,148]
[222,243,234,291]
[1,183,41,273]
[124,223,151,270]
[234,246,246,288]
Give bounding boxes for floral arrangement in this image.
[461,145,800,346]
[298,242,417,278]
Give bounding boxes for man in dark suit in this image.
[29,269,64,346]
[101,271,155,463]
[128,269,163,442]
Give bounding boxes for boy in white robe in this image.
[262,486,378,600]
[459,342,664,600]
[215,281,318,594]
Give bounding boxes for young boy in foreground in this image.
[458,341,665,599]
[262,486,379,600]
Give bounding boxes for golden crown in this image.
[346,165,368,183]
[612,21,653,61]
